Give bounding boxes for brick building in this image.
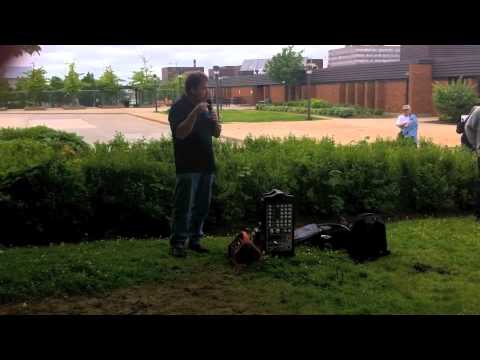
[207,45,480,115]
[161,61,205,81]
[208,66,241,79]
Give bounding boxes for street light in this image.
[219,76,223,111]
[153,74,159,112]
[305,60,318,120]
[177,74,183,101]
[213,65,220,118]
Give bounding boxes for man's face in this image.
[403,109,411,116]
[191,80,209,103]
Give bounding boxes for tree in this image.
[158,75,186,101]
[130,56,156,105]
[15,66,48,106]
[63,62,82,105]
[265,45,305,102]
[79,72,97,107]
[81,72,96,90]
[0,77,11,106]
[433,79,479,122]
[0,45,41,70]
[49,76,64,90]
[97,66,122,104]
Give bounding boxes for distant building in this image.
[239,58,323,76]
[161,61,205,81]
[328,45,400,67]
[1,66,31,89]
[208,65,241,79]
[208,45,480,116]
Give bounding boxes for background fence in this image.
[0,87,181,109]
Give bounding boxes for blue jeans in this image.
[170,172,215,249]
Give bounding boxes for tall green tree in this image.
[158,74,185,101]
[15,66,48,105]
[63,62,82,105]
[97,66,122,104]
[0,77,11,106]
[265,45,305,102]
[49,76,64,90]
[0,45,41,69]
[130,56,156,104]
[81,72,96,90]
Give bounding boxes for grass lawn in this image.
[219,110,321,123]
[0,216,479,314]
[162,109,321,122]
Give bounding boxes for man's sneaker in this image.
[188,244,209,253]
[170,247,187,258]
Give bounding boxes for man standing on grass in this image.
[168,72,222,257]
[463,107,480,222]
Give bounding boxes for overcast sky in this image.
[12,45,346,82]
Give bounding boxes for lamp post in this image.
[153,74,159,112]
[305,60,318,120]
[177,74,183,101]
[213,65,220,118]
[219,76,223,111]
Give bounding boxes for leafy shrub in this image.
[81,134,175,239]
[0,126,90,155]
[0,133,477,247]
[0,140,90,246]
[257,104,383,118]
[433,80,479,122]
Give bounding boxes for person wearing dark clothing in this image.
[168,72,222,257]
[458,106,480,221]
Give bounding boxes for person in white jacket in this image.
[396,105,418,145]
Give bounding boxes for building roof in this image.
[309,61,410,83]
[1,66,31,79]
[240,59,268,72]
[431,55,480,78]
[207,74,280,87]
[207,54,480,88]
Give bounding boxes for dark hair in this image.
[185,72,208,95]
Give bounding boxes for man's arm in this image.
[211,111,222,138]
[174,103,206,140]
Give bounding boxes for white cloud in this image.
[12,45,347,79]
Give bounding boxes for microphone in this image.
[206,99,213,113]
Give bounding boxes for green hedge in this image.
[257,104,384,118]
[283,99,332,108]
[0,126,91,156]
[0,128,477,246]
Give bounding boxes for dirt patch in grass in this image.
[0,269,267,315]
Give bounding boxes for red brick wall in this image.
[231,86,255,105]
[270,85,286,104]
[384,80,407,113]
[365,81,375,109]
[374,81,385,110]
[346,83,355,105]
[313,83,342,104]
[355,82,365,107]
[408,64,433,115]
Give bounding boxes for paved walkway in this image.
[0,107,462,146]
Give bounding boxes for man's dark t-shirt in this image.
[168,95,216,174]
